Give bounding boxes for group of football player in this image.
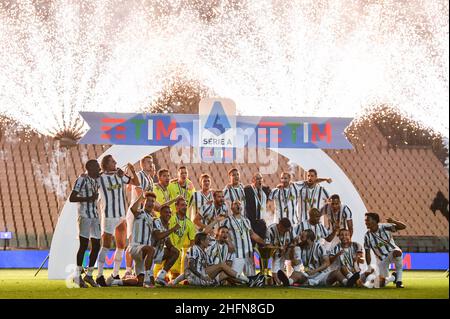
[69,154,406,289]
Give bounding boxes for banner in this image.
[79,98,353,150]
[2,251,448,270]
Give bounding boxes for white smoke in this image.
[32,142,69,199]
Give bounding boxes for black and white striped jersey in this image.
[266,223,294,246]
[206,239,232,265]
[187,245,211,277]
[265,223,295,258]
[364,223,399,261]
[321,203,353,231]
[72,175,99,218]
[221,216,253,259]
[130,170,154,203]
[199,202,229,226]
[298,241,328,270]
[293,220,330,242]
[223,184,246,207]
[330,242,363,273]
[152,218,168,258]
[130,210,154,246]
[97,173,131,218]
[268,184,302,225]
[189,190,213,215]
[297,182,329,223]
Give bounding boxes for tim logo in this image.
[199,98,236,148]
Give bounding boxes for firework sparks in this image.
[0,0,448,137]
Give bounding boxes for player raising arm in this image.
[96,155,139,287]
[364,213,407,288]
[114,192,156,288]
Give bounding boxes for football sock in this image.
[394,256,403,282]
[75,266,82,277]
[97,247,109,276]
[144,270,152,282]
[288,278,294,285]
[112,249,124,277]
[87,267,94,276]
[172,273,185,285]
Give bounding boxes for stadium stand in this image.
[0,116,448,251]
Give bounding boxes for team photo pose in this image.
[327,229,367,287]
[293,208,338,244]
[364,213,407,288]
[194,190,228,232]
[95,155,140,287]
[277,229,331,287]
[223,168,247,214]
[264,218,296,285]
[116,192,157,288]
[296,169,332,223]
[69,159,101,288]
[150,204,182,286]
[168,166,196,212]
[190,174,214,221]
[185,232,264,287]
[221,200,266,276]
[125,155,156,277]
[244,173,271,240]
[166,197,196,281]
[321,194,353,235]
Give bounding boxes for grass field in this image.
[0,270,448,299]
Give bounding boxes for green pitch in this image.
[0,270,448,299]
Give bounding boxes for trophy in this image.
[256,244,278,286]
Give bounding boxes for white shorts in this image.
[377,250,401,278]
[102,217,126,235]
[127,244,145,275]
[126,210,134,239]
[232,257,255,276]
[307,269,332,286]
[78,216,101,240]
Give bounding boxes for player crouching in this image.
[109,193,179,288]
[185,232,265,287]
[109,192,157,288]
[277,229,331,287]
[364,212,407,288]
[327,229,370,287]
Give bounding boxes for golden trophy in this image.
[256,245,278,286]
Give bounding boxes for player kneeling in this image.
[109,192,157,288]
[151,205,181,286]
[277,229,331,287]
[364,213,407,288]
[110,193,179,288]
[185,232,264,287]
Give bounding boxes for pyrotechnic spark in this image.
[0,0,448,137]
